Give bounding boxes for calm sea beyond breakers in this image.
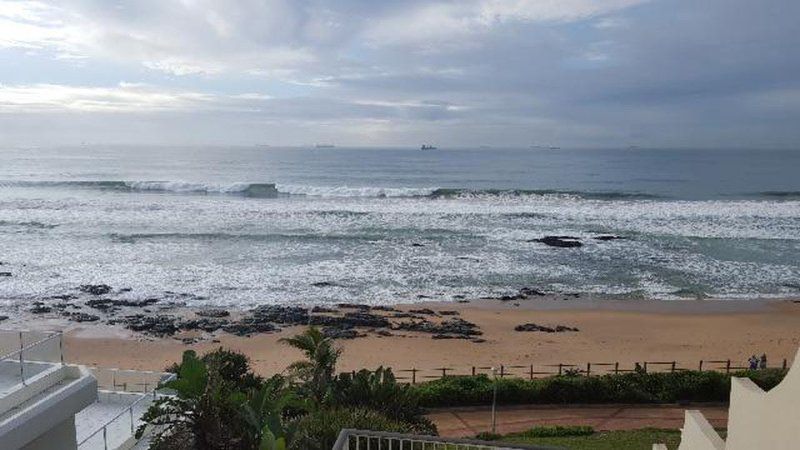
[1,145,799,315]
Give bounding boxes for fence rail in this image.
[332,429,559,450]
[391,357,790,384]
[77,372,176,450]
[0,330,63,393]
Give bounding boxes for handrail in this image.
[332,429,561,450]
[0,332,62,362]
[77,372,177,448]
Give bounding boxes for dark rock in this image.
[322,326,361,340]
[409,308,437,315]
[530,236,583,248]
[195,308,230,318]
[439,310,460,316]
[310,312,389,328]
[66,312,100,322]
[112,298,159,307]
[222,319,278,336]
[121,315,180,336]
[119,287,133,292]
[411,243,425,247]
[337,303,371,311]
[371,305,399,312]
[50,294,78,301]
[311,306,338,314]
[416,294,433,299]
[395,317,482,338]
[375,329,393,337]
[0,315,8,321]
[471,338,487,343]
[311,281,343,288]
[86,299,115,310]
[251,305,309,325]
[180,317,230,332]
[519,287,547,297]
[0,272,11,277]
[514,323,579,333]
[79,284,113,295]
[30,302,52,314]
[593,235,625,241]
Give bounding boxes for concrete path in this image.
[428,404,728,438]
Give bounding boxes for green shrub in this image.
[330,367,437,434]
[412,368,787,407]
[289,408,415,450]
[520,425,595,438]
[474,431,501,441]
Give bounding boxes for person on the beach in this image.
[748,355,758,370]
[759,353,767,369]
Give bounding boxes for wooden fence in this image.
[389,357,791,384]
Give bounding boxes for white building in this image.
[655,348,800,450]
[0,330,172,450]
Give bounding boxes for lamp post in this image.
[491,366,498,434]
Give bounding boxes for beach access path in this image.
[428,403,728,437]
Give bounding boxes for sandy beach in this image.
[62,297,800,378]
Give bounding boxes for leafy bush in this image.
[330,367,437,434]
[412,369,787,407]
[289,408,415,450]
[520,425,595,438]
[474,431,501,441]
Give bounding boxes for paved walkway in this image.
[428,404,729,438]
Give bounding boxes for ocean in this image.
[1,146,799,311]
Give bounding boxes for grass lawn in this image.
[498,428,683,450]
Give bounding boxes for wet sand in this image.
[62,297,800,377]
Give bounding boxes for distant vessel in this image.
[420,144,437,150]
[315,143,335,148]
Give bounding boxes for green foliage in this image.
[504,427,685,450]
[411,369,787,407]
[518,425,595,438]
[330,367,437,434]
[290,408,416,450]
[280,326,342,405]
[474,431,502,441]
[140,349,299,450]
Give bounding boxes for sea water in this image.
[0,146,798,310]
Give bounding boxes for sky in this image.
[1,0,799,148]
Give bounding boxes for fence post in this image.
[130,407,135,434]
[103,426,108,450]
[614,362,619,375]
[699,360,703,371]
[783,359,788,370]
[671,361,676,373]
[411,368,417,384]
[500,365,505,378]
[529,364,534,380]
[586,362,591,377]
[441,368,447,378]
[558,363,563,376]
[726,359,731,374]
[643,362,648,373]
[18,331,25,385]
[472,366,476,376]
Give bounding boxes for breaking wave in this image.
[2,180,661,200]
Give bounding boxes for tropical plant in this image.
[330,367,437,434]
[289,407,416,450]
[279,326,342,405]
[139,349,296,450]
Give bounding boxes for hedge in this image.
[411,369,786,408]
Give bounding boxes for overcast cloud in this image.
[1,0,799,147]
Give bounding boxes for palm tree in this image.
[280,326,342,405]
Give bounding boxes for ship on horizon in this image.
[420,144,437,150]
[315,143,335,148]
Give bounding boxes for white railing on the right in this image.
[331,429,562,450]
